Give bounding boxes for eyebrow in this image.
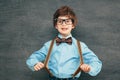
[57,18,71,20]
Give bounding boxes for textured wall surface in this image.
[0,0,120,80]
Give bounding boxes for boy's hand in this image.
[80,64,91,73]
[34,62,44,71]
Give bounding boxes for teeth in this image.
[62,28,67,30]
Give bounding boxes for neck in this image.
[62,35,68,38]
[60,33,71,38]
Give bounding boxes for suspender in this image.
[44,39,84,77]
[72,40,84,77]
[44,39,55,76]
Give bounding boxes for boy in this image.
[26,6,102,80]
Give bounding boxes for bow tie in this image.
[56,37,72,45]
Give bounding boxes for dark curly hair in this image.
[53,6,78,27]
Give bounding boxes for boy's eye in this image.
[66,20,71,23]
[57,20,63,23]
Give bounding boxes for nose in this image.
[62,21,66,25]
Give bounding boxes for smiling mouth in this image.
[61,28,68,31]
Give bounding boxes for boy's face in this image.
[55,16,74,37]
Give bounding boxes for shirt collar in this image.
[58,33,72,39]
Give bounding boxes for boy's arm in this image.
[81,42,102,76]
[26,44,48,71]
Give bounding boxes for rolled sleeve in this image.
[26,41,50,71]
[88,61,102,76]
[81,42,102,76]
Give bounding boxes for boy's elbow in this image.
[26,60,35,71]
[89,61,102,76]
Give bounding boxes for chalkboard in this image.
[0,0,120,80]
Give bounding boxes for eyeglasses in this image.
[56,18,73,25]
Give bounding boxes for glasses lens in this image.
[65,19,72,25]
[57,19,63,24]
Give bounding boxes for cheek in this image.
[69,25,74,29]
[55,25,58,29]
[55,25,61,30]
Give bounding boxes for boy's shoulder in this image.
[72,37,84,43]
[44,39,53,45]
[72,37,87,47]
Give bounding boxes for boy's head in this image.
[53,6,77,27]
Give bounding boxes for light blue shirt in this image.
[26,34,102,78]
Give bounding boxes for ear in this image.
[55,25,58,29]
[72,25,75,29]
